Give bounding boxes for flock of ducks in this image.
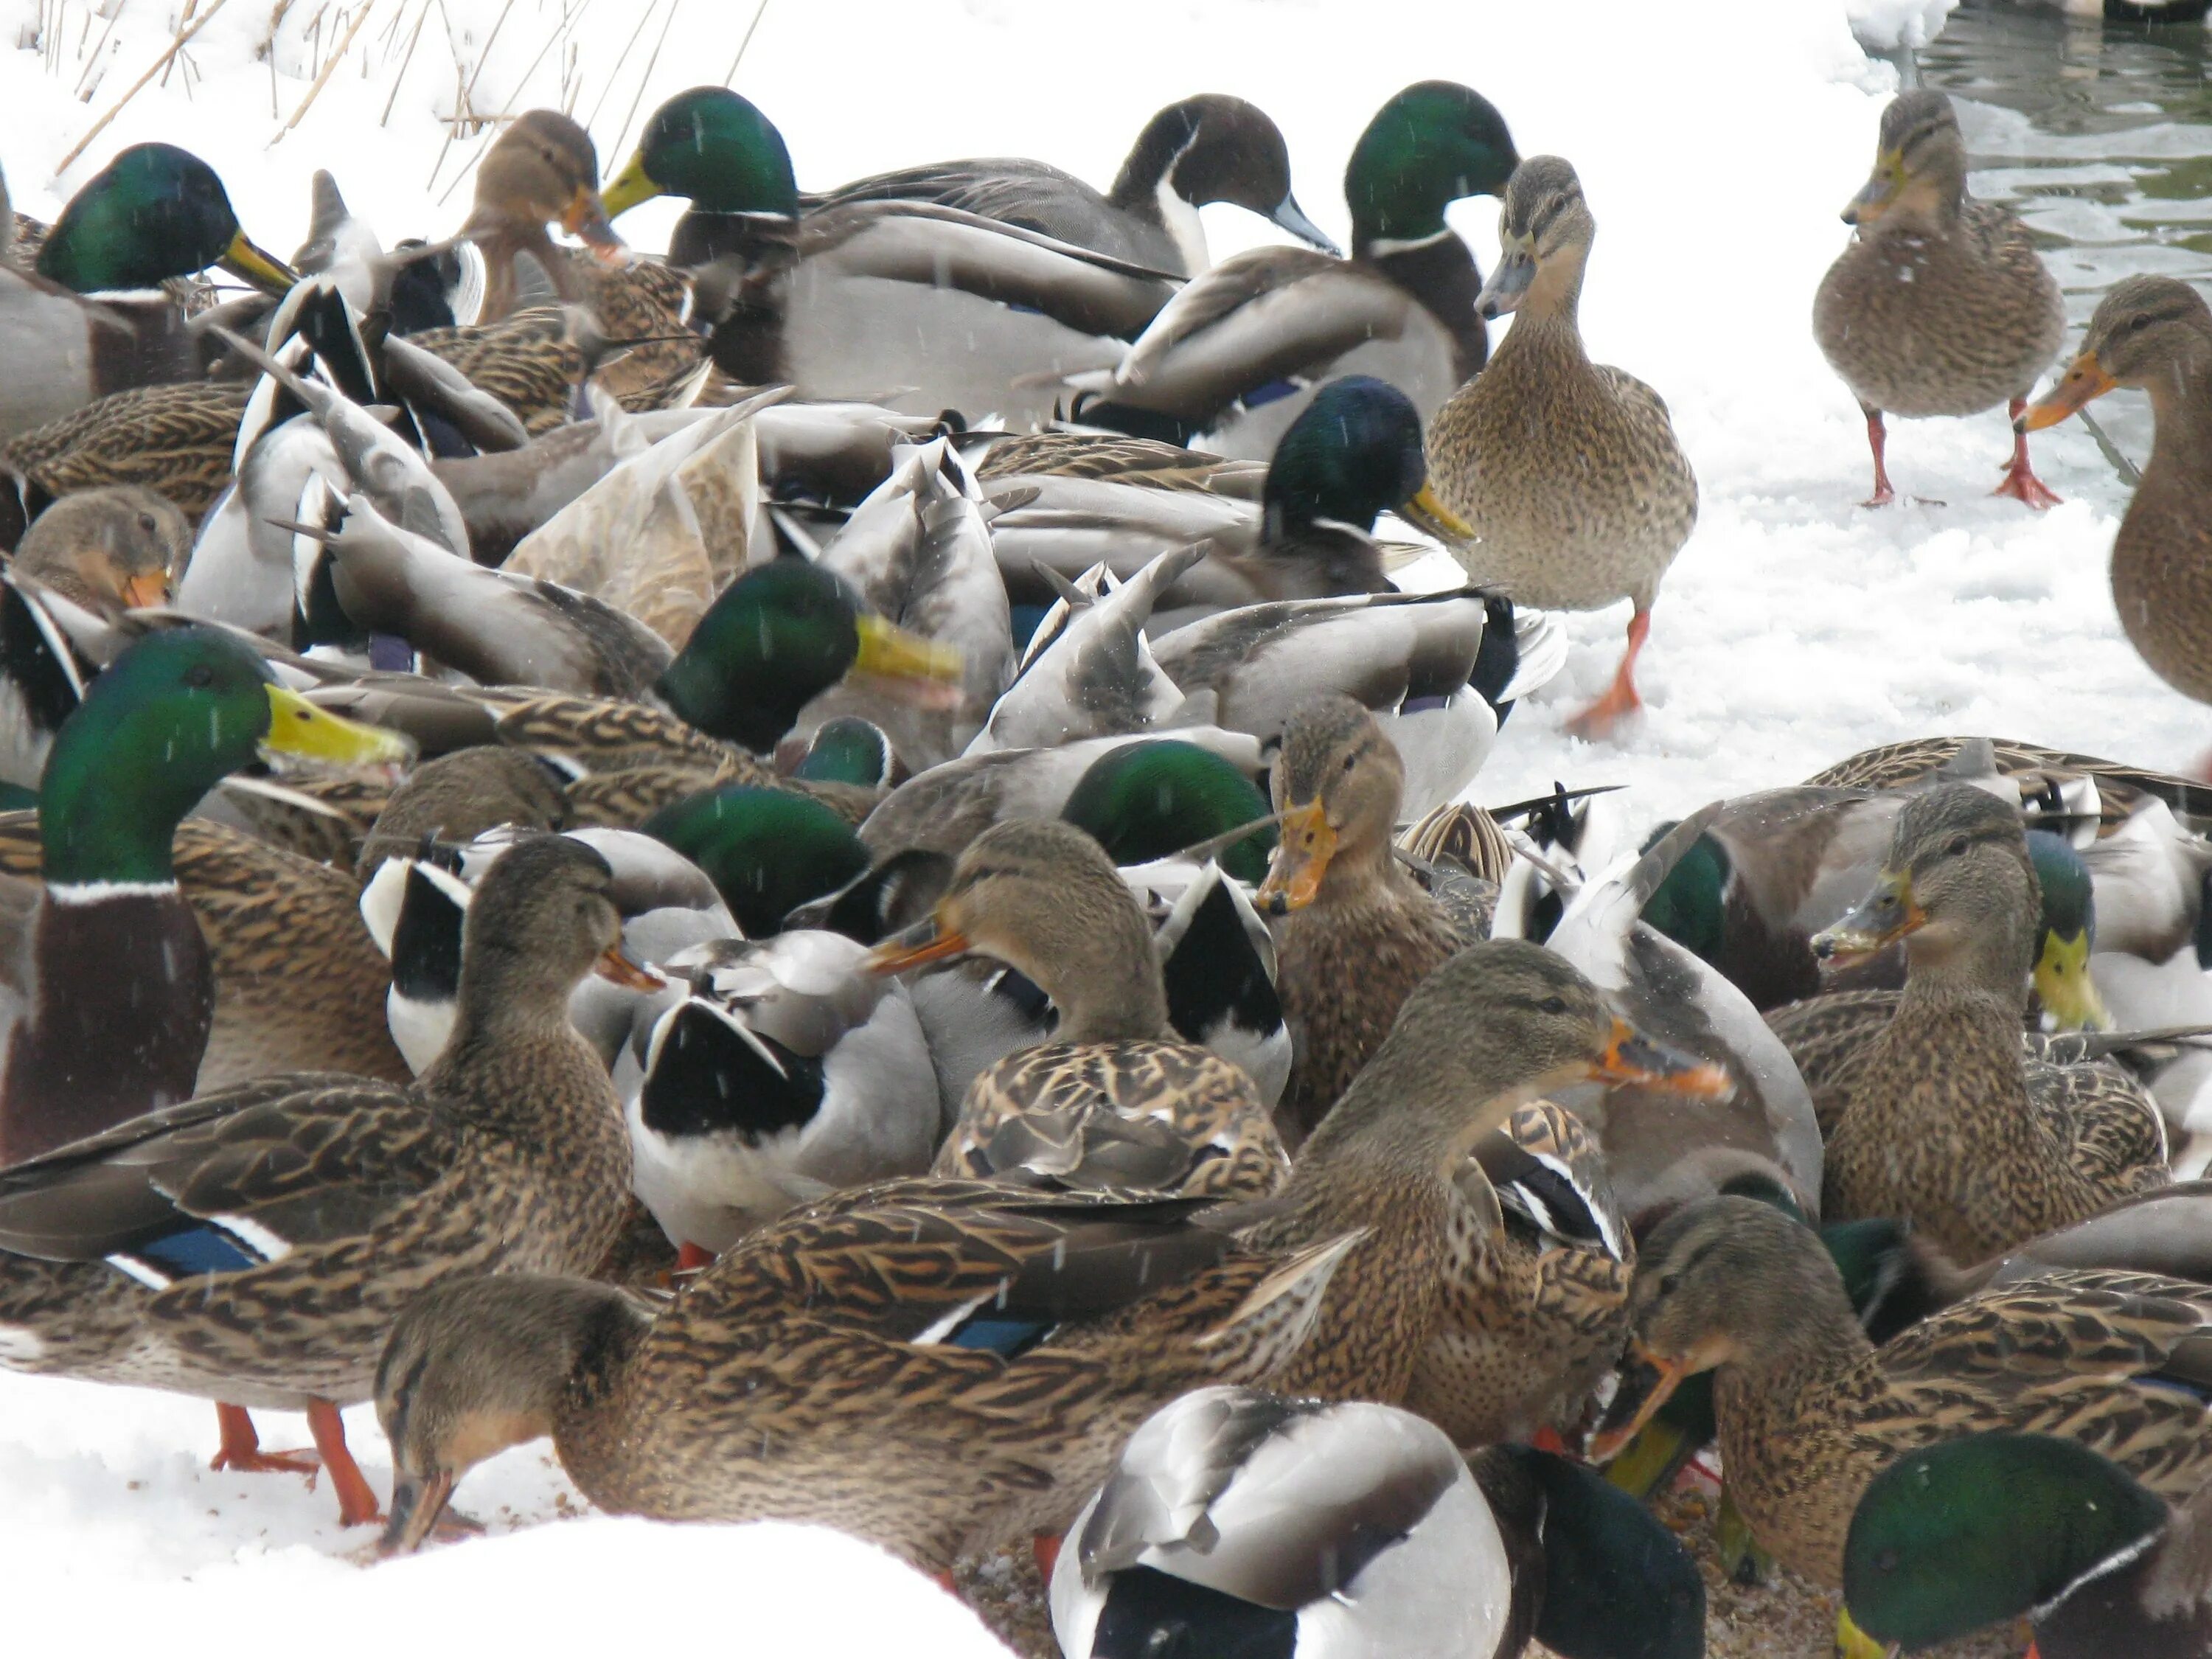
[0,52,2207,1659]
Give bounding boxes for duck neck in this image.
[2142,349,2212,482]
[1029,907,1172,1045]
[475,224,580,319]
[1288,1030,1546,1202]
[38,719,196,889]
[1713,1256,1875,1402]
[1367,232,1488,380]
[423,945,604,1133]
[1312,829,1423,919]
[1517,246,1590,334]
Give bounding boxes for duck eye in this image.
[1342,753,1358,775]
[1946,835,1969,858]
[184,664,215,689]
[2129,313,2150,332]
[1874,1546,1900,1575]
[1658,1273,1680,1295]
[138,514,158,535]
[1539,995,1568,1015]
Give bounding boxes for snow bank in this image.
[1847,0,1961,49]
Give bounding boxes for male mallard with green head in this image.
[1815,89,2065,509]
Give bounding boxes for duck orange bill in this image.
[594,946,665,990]
[1255,802,1335,916]
[120,572,171,611]
[378,1468,455,1557]
[865,914,971,975]
[2020,352,2118,433]
[1588,1342,1695,1464]
[561,185,625,254]
[1810,873,1924,967]
[1585,1019,1734,1098]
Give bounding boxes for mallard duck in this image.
[1815,89,2065,509]
[2,379,251,523]
[36,142,293,299]
[0,485,185,786]
[1845,1432,2212,1658]
[360,824,732,1073]
[986,375,1482,627]
[1058,737,1275,883]
[1051,1386,1704,1659]
[601,89,1178,428]
[1256,695,1475,1144]
[1594,1194,2212,1588]
[804,95,1334,276]
[369,938,1719,1563]
[1430,190,1690,728]
[2022,274,2212,700]
[0,626,405,1164]
[1426,156,1697,742]
[1065,81,1520,459]
[880,819,1287,1200]
[1790,784,2168,1259]
[1541,809,1826,1228]
[0,833,644,1526]
[622,931,938,1258]
[642,783,874,937]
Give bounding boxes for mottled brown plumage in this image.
[915,820,1286,1200]
[2023,276,2212,703]
[1,380,248,519]
[1603,1197,2212,1587]
[1262,695,1472,1144]
[1425,156,1697,739]
[1814,89,2065,507]
[1792,785,2166,1260]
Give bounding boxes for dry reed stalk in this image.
[271,0,375,142]
[724,0,768,86]
[158,0,196,86]
[582,0,657,129]
[608,0,681,159]
[52,0,231,176]
[379,0,428,123]
[72,0,125,100]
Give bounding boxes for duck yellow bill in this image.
[854,615,964,689]
[260,685,415,771]
[598,153,662,223]
[1589,1340,1694,1463]
[1255,801,1335,916]
[594,945,666,991]
[378,1468,454,1557]
[1586,1018,1733,1096]
[1399,482,1475,545]
[1812,872,1924,967]
[218,229,299,296]
[2035,929,2112,1033]
[865,912,971,975]
[2020,351,2118,433]
[1834,1609,1896,1659]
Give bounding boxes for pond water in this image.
[1906,1,2212,456]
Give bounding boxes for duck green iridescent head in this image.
[1060,739,1276,884]
[40,627,409,887]
[1343,80,1518,254]
[2025,829,2109,1032]
[655,560,960,755]
[1638,824,1731,965]
[601,87,799,220]
[37,144,296,296]
[642,785,869,938]
[1843,1433,2167,1650]
[1264,375,1471,545]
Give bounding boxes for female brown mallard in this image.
[370,939,1720,1564]
[886,819,1287,1200]
[1814,89,2065,509]
[1258,694,1474,1144]
[1771,783,2167,1262]
[1593,1194,2212,1588]
[0,834,644,1527]
[1,380,251,523]
[1425,156,1698,741]
[2022,274,2212,703]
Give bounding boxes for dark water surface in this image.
[1910,3,2212,454]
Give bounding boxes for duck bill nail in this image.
[2035,933,2112,1032]
[260,684,416,769]
[599,156,659,221]
[1401,482,1475,544]
[854,615,964,686]
[2020,354,2116,432]
[865,916,970,975]
[121,573,171,611]
[1587,1018,1731,1097]
[1474,247,1534,319]
[220,232,299,296]
[378,1470,453,1557]
[1270,194,1341,258]
[594,947,665,990]
[1588,1346,1689,1462]
[1255,804,1334,915]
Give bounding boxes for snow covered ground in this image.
[0,0,2201,1646]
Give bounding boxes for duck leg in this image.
[1860,406,1896,508]
[209,1402,320,1478]
[1992,397,2063,509]
[1564,606,1651,742]
[305,1398,384,1528]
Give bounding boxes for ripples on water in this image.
[1909,2,2212,453]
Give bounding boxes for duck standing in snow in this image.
[1815,88,2065,509]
